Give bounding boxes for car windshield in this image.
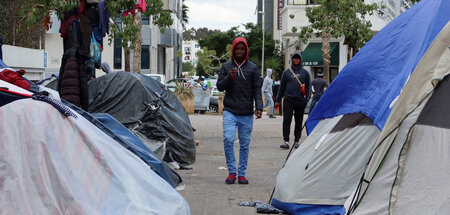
[150,76,161,82]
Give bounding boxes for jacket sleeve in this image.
[217,65,232,91]
[253,69,263,111]
[261,77,268,92]
[276,71,287,103]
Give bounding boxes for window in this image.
[113,36,122,69]
[184,47,191,51]
[288,0,307,5]
[288,0,315,5]
[195,44,200,48]
[141,45,150,69]
[142,16,149,25]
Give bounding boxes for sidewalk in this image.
[176,114,308,215]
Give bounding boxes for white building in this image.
[45,0,183,81]
[181,40,200,67]
[1,45,45,82]
[278,0,390,81]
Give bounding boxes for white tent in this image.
[0,94,190,214]
[349,22,450,215]
[271,0,450,214]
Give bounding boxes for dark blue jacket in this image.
[276,52,311,104]
[217,38,263,116]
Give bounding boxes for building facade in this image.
[44,0,183,82]
[279,0,388,81]
[181,40,200,67]
[257,0,283,41]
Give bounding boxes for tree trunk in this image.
[322,30,331,83]
[347,46,352,62]
[133,12,142,73]
[125,50,130,72]
[284,38,290,70]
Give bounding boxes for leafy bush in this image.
[174,81,193,98]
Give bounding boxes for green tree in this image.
[182,0,189,30]
[182,62,194,72]
[20,0,173,72]
[241,23,284,73]
[196,47,216,76]
[198,27,239,57]
[299,0,377,82]
[265,57,282,77]
[196,23,283,76]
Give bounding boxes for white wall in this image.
[2,45,45,81]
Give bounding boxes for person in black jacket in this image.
[275,52,311,149]
[217,37,262,185]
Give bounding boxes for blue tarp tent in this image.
[306,0,450,134]
[272,0,450,214]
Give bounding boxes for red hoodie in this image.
[231,37,249,67]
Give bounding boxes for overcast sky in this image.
[184,0,258,31]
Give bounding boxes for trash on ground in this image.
[237,201,285,214]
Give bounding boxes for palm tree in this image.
[182,0,189,29]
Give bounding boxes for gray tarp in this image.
[88,71,196,166]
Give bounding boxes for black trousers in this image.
[282,97,307,142]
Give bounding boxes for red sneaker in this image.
[238,176,248,184]
[225,174,236,184]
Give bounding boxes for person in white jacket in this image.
[262,68,276,118]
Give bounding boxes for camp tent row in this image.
[271,0,450,214]
[0,63,190,214]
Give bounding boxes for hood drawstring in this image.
[234,60,247,81]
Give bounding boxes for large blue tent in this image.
[306,0,450,134]
[272,0,450,214]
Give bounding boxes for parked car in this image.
[208,96,219,113]
[144,74,166,84]
[165,78,188,92]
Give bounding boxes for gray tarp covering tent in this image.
[88,71,196,166]
[348,22,450,215]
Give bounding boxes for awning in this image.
[302,42,339,66]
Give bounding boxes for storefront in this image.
[301,42,340,81]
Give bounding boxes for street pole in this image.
[261,0,265,77]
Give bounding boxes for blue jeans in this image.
[263,92,274,116]
[223,110,254,177]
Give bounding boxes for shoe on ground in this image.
[294,142,299,148]
[280,142,289,149]
[225,173,236,184]
[269,115,276,118]
[238,176,249,184]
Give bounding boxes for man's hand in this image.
[255,110,262,119]
[275,102,280,109]
[229,68,237,80]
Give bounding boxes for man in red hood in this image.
[217,37,263,185]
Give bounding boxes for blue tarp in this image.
[306,0,450,134]
[272,198,345,215]
[0,59,8,68]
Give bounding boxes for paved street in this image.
[176,113,308,215]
